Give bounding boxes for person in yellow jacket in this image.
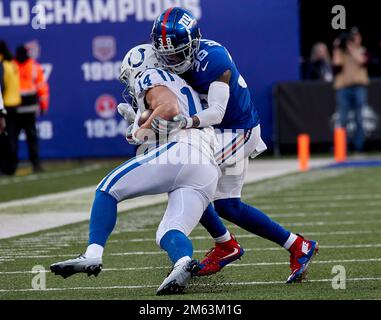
[0,40,21,175]
[13,45,50,172]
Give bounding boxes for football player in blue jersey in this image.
[150,7,319,283]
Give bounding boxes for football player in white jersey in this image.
[50,44,220,295]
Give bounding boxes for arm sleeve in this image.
[195,81,230,127]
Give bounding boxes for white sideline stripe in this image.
[1,258,380,275]
[4,243,381,259]
[0,277,380,293]
[0,164,104,186]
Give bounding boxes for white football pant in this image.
[97,141,219,245]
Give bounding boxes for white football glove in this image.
[125,124,143,145]
[117,103,136,126]
[151,114,193,135]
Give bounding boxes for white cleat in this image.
[156,259,199,295]
[50,254,102,279]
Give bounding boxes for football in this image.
[138,109,153,126]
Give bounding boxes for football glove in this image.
[117,103,136,126]
[125,124,143,145]
[151,115,193,135]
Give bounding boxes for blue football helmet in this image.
[151,7,201,74]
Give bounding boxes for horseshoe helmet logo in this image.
[128,48,146,68]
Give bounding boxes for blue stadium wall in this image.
[0,0,300,159]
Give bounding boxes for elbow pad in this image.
[197,81,230,128]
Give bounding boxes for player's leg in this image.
[23,112,42,172]
[86,142,180,256]
[156,187,209,295]
[199,126,319,282]
[156,149,219,294]
[50,142,178,278]
[353,86,366,152]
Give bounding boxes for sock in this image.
[174,256,191,267]
[88,190,118,247]
[159,230,193,264]
[85,243,104,258]
[214,198,291,247]
[200,203,229,239]
[283,233,298,250]
[214,231,232,243]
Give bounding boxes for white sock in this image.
[85,244,104,258]
[174,256,191,267]
[214,231,231,244]
[283,233,298,250]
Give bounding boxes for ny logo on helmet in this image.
[178,13,196,30]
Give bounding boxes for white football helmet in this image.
[120,44,159,105]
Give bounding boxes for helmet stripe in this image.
[161,7,174,46]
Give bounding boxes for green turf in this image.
[0,160,122,202]
[0,166,380,300]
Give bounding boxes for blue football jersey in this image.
[184,39,260,130]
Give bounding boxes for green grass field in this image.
[0,162,380,300]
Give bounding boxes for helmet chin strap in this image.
[173,59,192,74]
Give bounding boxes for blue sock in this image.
[200,203,228,238]
[88,190,118,247]
[159,230,193,264]
[214,198,291,246]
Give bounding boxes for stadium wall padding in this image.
[0,0,300,159]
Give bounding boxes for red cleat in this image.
[195,234,244,276]
[287,234,319,283]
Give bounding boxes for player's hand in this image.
[125,124,142,145]
[151,115,191,135]
[117,103,136,126]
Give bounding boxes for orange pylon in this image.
[334,127,347,163]
[297,134,310,172]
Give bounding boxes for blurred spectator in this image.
[333,27,369,152]
[0,40,21,175]
[14,45,50,173]
[305,42,333,82]
[0,85,13,175]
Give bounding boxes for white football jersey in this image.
[134,67,218,158]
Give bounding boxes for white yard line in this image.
[0,277,380,293]
[1,258,380,275]
[0,158,332,239]
[108,229,381,243]
[3,243,381,259]
[114,219,381,233]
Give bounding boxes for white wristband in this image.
[185,117,193,128]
